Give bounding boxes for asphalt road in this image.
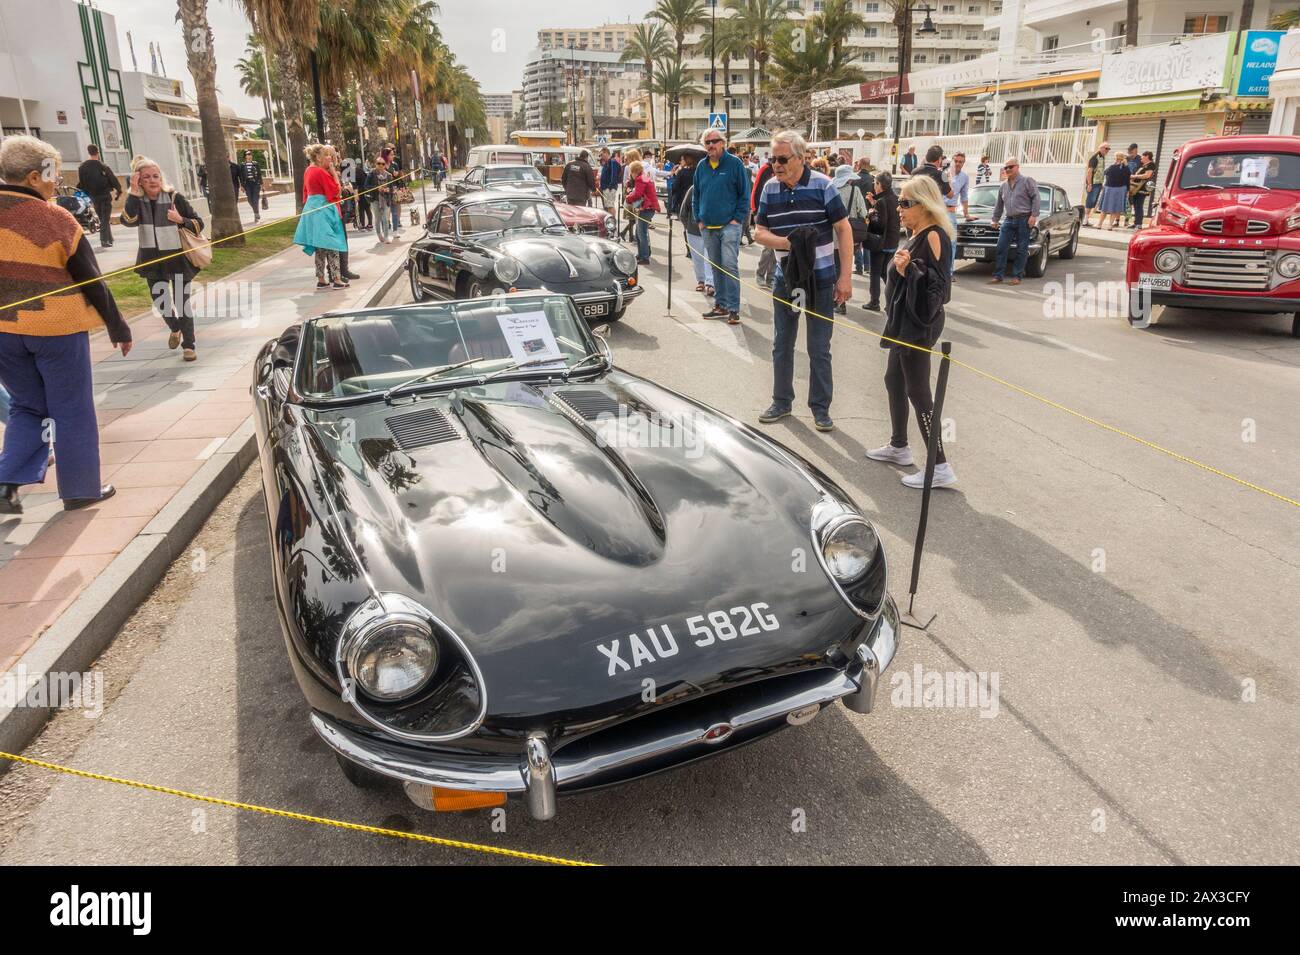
[2,223,1298,865]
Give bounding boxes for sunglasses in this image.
[898,198,917,208]
[704,139,724,145]
[772,155,794,164]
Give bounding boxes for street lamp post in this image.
[891,2,938,174]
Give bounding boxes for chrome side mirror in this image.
[591,325,613,366]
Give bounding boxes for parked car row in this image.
[408,191,641,323]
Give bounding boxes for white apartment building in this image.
[482,93,515,118]
[537,23,638,54]
[521,46,652,139]
[665,0,1000,141]
[0,0,132,174]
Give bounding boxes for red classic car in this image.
[1127,135,1300,337]
[554,199,615,238]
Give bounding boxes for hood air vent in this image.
[554,390,621,421]
[386,406,459,450]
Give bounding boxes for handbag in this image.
[261,193,269,210]
[394,185,414,204]
[179,224,212,270]
[849,216,872,244]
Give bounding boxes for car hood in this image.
[1169,189,1300,233]
[493,233,614,284]
[483,181,551,198]
[290,370,863,728]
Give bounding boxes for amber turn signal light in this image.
[431,787,507,812]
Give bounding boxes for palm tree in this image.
[238,0,321,209]
[653,55,703,138]
[176,0,243,242]
[649,0,709,135]
[621,22,672,140]
[815,0,866,63]
[696,15,749,131]
[770,18,866,96]
[317,1,393,153]
[1272,8,1300,29]
[727,0,789,127]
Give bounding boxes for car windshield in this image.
[296,295,594,400]
[485,166,545,183]
[456,198,564,234]
[967,183,1052,211]
[1178,152,1300,190]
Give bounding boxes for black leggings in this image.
[884,345,945,463]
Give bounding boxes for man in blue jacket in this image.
[692,130,751,323]
[598,147,622,213]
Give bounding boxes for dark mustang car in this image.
[251,293,900,820]
[955,181,1080,277]
[409,192,640,322]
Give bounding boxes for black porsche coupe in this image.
[252,292,899,820]
[408,191,642,323]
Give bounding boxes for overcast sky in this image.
[95,0,651,117]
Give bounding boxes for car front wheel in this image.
[1292,313,1300,338]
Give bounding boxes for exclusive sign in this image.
[1098,33,1231,100]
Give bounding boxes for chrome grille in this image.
[1183,248,1273,291]
[386,407,459,450]
[1247,220,1270,234]
[1199,219,1223,234]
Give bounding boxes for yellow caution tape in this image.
[0,750,598,866]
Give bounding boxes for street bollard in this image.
[907,340,953,621]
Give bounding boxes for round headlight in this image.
[1154,249,1183,273]
[822,520,880,583]
[1277,254,1300,279]
[612,248,637,275]
[603,214,616,237]
[347,620,438,701]
[493,257,522,284]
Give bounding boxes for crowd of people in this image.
[1083,140,1157,230]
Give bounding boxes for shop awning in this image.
[1082,92,1202,118]
[1222,98,1273,111]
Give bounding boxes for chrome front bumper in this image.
[568,280,643,317]
[313,595,899,819]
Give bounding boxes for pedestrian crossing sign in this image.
[708,113,728,132]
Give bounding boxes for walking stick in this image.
[667,209,673,312]
[905,340,952,630]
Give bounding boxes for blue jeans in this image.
[244,182,261,217]
[771,271,834,415]
[0,331,102,499]
[391,200,401,230]
[703,221,743,313]
[993,216,1031,280]
[636,208,655,260]
[1085,183,1103,211]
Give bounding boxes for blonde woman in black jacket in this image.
[866,175,957,489]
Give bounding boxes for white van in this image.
[466,145,535,168]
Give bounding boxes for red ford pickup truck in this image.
[1126,135,1300,337]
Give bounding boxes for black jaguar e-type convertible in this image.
[252,292,899,820]
[408,191,641,323]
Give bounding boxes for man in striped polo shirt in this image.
[754,130,854,432]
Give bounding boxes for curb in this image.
[1076,230,1133,252]
[0,251,411,764]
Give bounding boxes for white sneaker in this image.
[865,444,914,466]
[902,463,957,489]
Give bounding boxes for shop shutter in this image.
[1241,114,1272,135]
[1155,114,1211,174]
[1106,119,1162,160]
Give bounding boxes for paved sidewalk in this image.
[0,220,417,674]
[93,192,301,277]
[1076,224,1138,252]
